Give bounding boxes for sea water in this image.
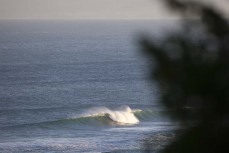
[0,20,179,153]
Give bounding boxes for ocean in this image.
[0,20,178,153]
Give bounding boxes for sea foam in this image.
[81,105,140,124]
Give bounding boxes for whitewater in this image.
[80,105,140,124]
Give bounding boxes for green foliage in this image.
[141,0,229,152]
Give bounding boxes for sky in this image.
[0,0,228,20]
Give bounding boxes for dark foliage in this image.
[141,0,229,152]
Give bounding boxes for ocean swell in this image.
[2,106,168,129]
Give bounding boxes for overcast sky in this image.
[0,0,228,20]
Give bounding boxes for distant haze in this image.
[0,0,228,20]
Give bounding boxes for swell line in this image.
[1,108,166,129]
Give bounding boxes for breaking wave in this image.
[4,105,166,129]
[80,105,140,124]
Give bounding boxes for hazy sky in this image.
[0,0,228,20]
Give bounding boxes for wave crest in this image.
[80,105,140,124]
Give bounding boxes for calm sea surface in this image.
[0,20,178,153]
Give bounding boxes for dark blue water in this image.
[0,20,178,153]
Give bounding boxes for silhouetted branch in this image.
[142,0,229,152]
